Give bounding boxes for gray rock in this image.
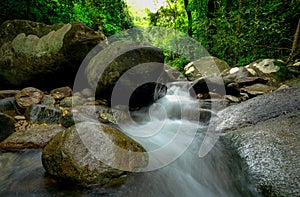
[245,59,291,86]
[0,20,105,90]
[0,124,65,150]
[189,76,226,97]
[41,94,56,107]
[59,112,75,128]
[80,88,93,97]
[0,113,15,142]
[163,64,184,81]
[235,77,268,87]
[60,105,113,128]
[42,122,148,186]
[59,97,73,108]
[241,84,276,97]
[85,40,166,107]
[221,67,256,82]
[250,59,281,74]
[228,111,300,196]
[184,56,230,81]
[15,87,44,108]
[209,86,300,196]
[0,97,21,117]
[212,86,300,132]
[25,104,62,124]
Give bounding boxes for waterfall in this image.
[0,82,257,196]
[117,81,257,196]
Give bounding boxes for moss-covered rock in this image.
[184,56,230,81]
[0,124,65,150]
[85,40,166,107]
[0,20,105,90]
[42,122,148,186]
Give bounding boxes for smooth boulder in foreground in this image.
[212,86,300,196]
[42,122,148,186]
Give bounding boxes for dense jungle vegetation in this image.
[1,0,299,69]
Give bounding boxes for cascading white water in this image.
[0,82,257,196]
[115,81,257,197]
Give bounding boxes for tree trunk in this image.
[234,0,243,66]
[184,0,192,37]
[236,0,243,35]
[287,17,300,63]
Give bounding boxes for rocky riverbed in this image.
[0,19,300,196]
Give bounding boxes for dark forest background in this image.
[1,0,299,69]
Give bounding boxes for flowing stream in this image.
[0,82,258,196]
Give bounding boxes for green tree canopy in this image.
[0,0,133,36]
[147,0,300,67]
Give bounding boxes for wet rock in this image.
[224,95,241,103]
[225,82,240,96]
[99,113,117,124]
[128,82,167,109]
[241,84,276,97]
[59,112,75,128]
[184,56,230,81]
[246,59,292,85]
[189,76,226,97]
[0,113,15,142]
[15,87,44,108]
[235,77,268,87]
[59,97,73,108]
[50,86,73,100]
[42,122,148,186]
[229,111,300,196]
[0,124,65,150]
[210,86,300,196]
[62,105,112,127]
[199,100,229,123]
[0,20,105,90]
[222,67,256,82]
[25,104,62,124]
[250,59,281,74]
[0,97,21,117]
[41,94,56,107]
[0,90,20,99]
[212,86,300,132]
[81,88,93,97]
[72,105,111,121]
[73,96,87,106]
[85,40,166,107]
[163,64,184,81]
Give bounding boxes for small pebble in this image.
[14,115,26,121]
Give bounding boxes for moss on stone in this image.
[12,24,71,57]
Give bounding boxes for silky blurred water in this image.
[0,82,258,196]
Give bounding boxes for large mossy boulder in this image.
[85,40,166,107]
[0,20,105,90]
[42,122,148,186]
[211,86,300,196]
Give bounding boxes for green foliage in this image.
[165,54,189,72]
[146,0,300,70]
[0,0,133,36]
